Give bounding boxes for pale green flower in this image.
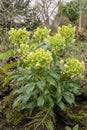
[9,28,30,46]
[25,48,53,69]
[64,58,85,78]
[58,24,75,44]
[48,33,65,52]
[34,27,50,43]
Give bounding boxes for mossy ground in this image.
[0,83,29,130]
[65,101,87,130]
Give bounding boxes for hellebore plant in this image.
[8,25,85,130]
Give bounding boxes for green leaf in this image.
[0,49,14,60]
[49,70,59,79]
[37,79,46,91]
[26,83,35,95]
[44,88,49,95]
[46,75,56,86]
[63,92,75,105]
[14,82,35,95]
[48,96,54,107]
[14,87,25,94]
[11,73,20,79]
[22,95,31,103]
[37,95,44,107]
[65,126,72,130]
[18,67,28,74]
[42,44,49,50]
[52,52,57,63]
[73,124,79,130]
[28,102,36,115]
[13,95,23,108]
[3,75,12,86]
[27,74,32,80]
[3,62,17,71]
[58,101,65,110]
[45,120,54,130]
[69,83,81,95]
[56,83,62,103]
[17,76,25,82]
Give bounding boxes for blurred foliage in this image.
[65,124,79,130]
[57,0,87,26]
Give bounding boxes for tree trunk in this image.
[78,0,82,34]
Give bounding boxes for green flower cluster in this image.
[17,43,36,54]
[58,24,75,44]
[64,58,85,78]
[24,48,53,69]
[34,27,50,43]
[17,43,37,67]
[9,28,30,46]
[17,44,30,55]
[48,34,65,52]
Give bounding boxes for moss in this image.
[5,109,24,125]
[0,71,29,127]
[69,114,87,124]
[66,103,87,129]
[0,92,28,126]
